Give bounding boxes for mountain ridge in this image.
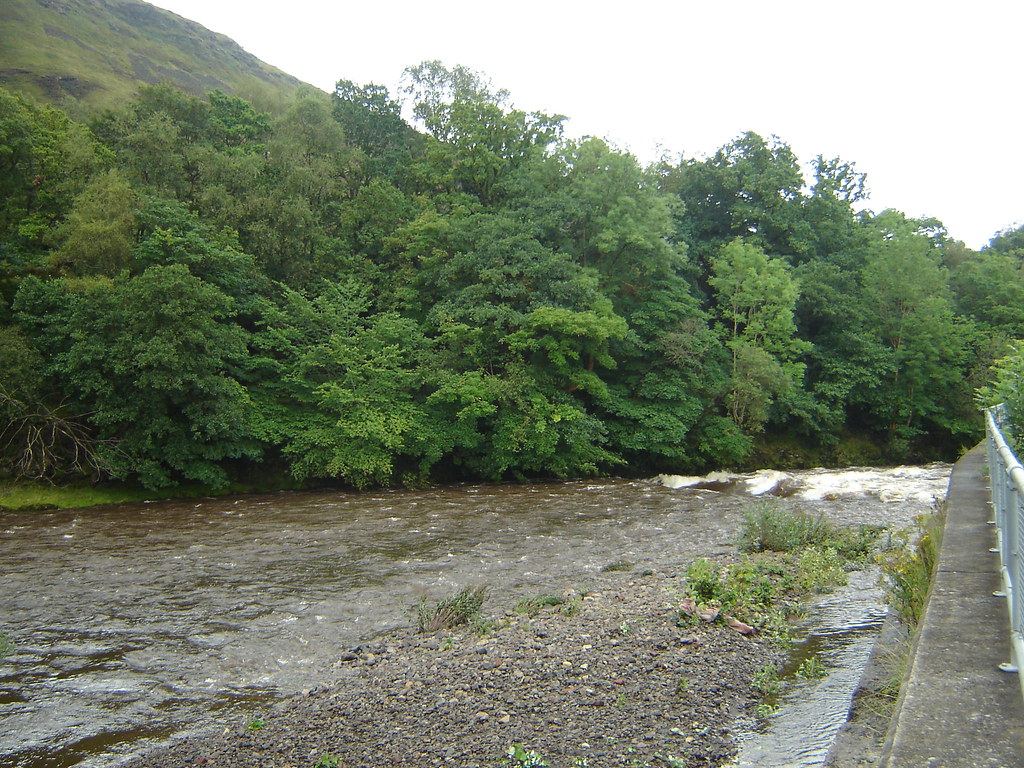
[0,0,307,110]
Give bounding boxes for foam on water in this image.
[657,463,950,505]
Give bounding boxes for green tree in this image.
[15,265,260,489]
[284,306,434,488]
[987,223,1024,256]
[332,80,412,181]
[709,238,809,433]
[409,210,628,478]
[51,169,138,276]
[0,87,107,249]
[950,249,1024,337]
[664,132,812,265]
[802,155,871,263]
[977,342,1024,449]
[205,89,271,150]
[857,211,972,451]
[401,61,564,206]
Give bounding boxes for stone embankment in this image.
[878,446,1024,768]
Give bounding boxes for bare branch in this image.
[0,386,117,483]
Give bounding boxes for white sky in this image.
[149,0,1022,249]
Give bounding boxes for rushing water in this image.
[0,465,951,768]
[731,568,890,767]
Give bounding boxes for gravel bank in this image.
[126,568,785,768]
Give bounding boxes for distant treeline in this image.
[2,62,1023,490]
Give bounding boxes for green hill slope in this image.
[0,0,305,110]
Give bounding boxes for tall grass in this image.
[416,586,488,633]
[738,501,835,553]
[738,500,881,560]
[879,509,945,626]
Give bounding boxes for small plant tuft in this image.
[313,752,340,768]
[795,546,847,593]
[0,631,14,660]
[795,655,827,680]
[416,586,488,633]
[560,595,582,617]
[751,662,781,696]
[739,500,882,561]
[601,560,634,573]
[515,594,565,615]
[739,501,836,553]
[685,558,722,604]
[879,509,944,626]
[506,743,549,766]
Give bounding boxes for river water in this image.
[0,465,951,768]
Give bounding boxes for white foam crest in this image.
[655,474,704,489]
[796,464,950,503]
[656,463,951,504]
[745,469,792,496]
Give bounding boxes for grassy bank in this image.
[0,480,179,511]
[0,477,296,512]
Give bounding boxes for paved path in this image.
[882,445,1024,768]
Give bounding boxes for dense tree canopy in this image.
[0,68,1018,490]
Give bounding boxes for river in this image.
[0,465,950,767]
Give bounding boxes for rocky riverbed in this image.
[124,567,785,768]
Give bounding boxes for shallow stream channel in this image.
[0,465,950,767]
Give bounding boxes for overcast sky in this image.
[149,0,1021,249]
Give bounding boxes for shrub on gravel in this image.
[514,594,565,615]
[739,500,882,561]
[416,585,488,633]
[738,501,836,553]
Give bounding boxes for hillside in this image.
[0,0,305,111]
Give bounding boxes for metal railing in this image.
[984,405,1024,699]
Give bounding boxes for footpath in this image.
[880,445,1024,767]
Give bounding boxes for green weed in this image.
[560,596,582,617]
[601,560,634,573]
[738,501,835,553]
[505,743,549,766]
[795,655,827,680]
[313,752,340,768]
[855,641,909,724]
[795,546,847,593]
[416,586,488,633]
[739,501,881,561]
[677,508,882,641]
[878,510,944,626]
[472,616,496,637]
[752,663,781,696]
[0,631,14,659]
[515,595,565,615]
[684,558,723,604]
